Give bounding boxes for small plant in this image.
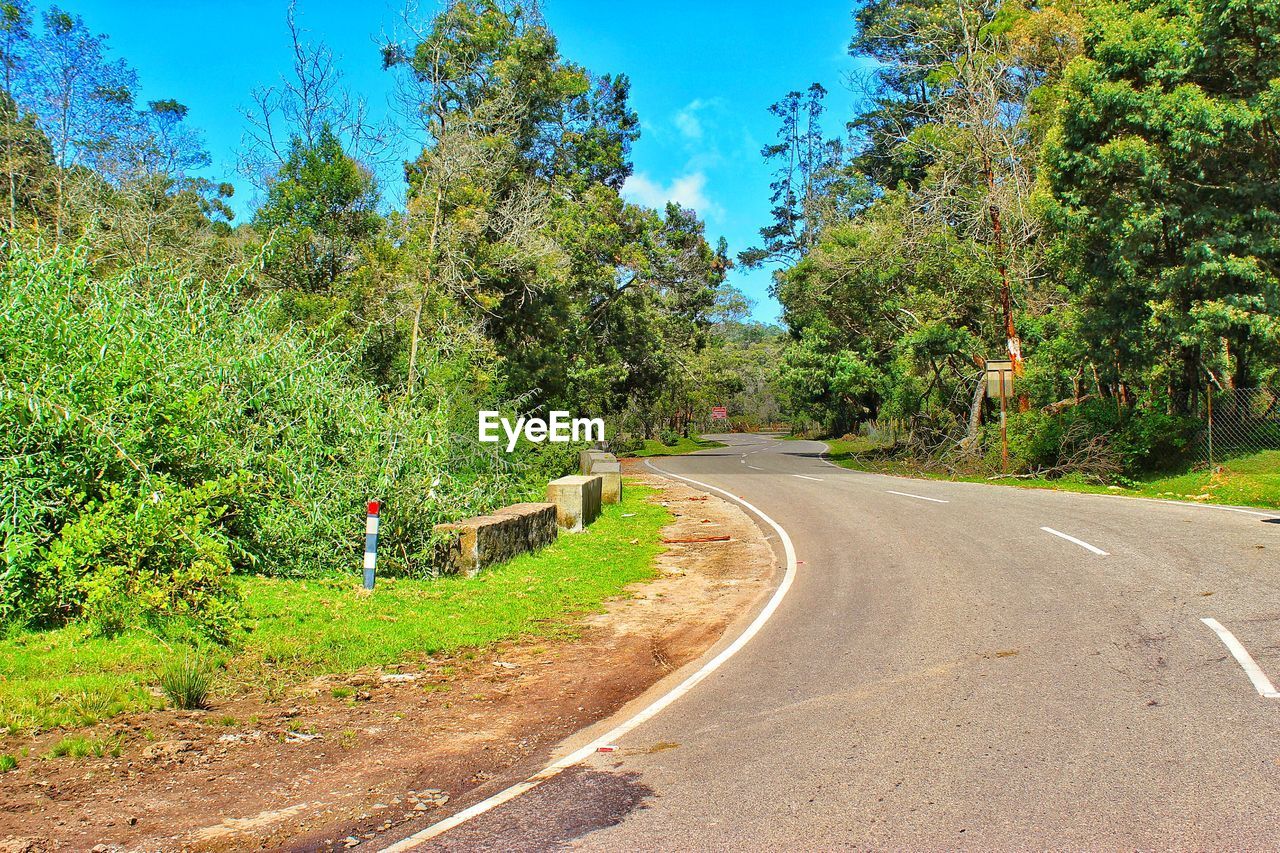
[0,754,17,772]
[159,652,211,710]
[217,715,237,726]
[338,729,357,749]
[330,687,353,699]
[47,735,120,759]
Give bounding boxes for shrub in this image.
[660,430,682,447]
[0,754,15,772]
[159,653,211,710]
[0,245,565,634]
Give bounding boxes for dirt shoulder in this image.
[0,468,777,853]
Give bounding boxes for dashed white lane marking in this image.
[885,490,948,504]
[1201,618,1280,699]
[1039,526,1108,555]
[380,462,801,851]
[792,474,824,482]
[746,464,763,471]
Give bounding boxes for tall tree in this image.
[1042,0,1280,410]
[27,6,137,241]
[740,83,847,269]
[254,124,380,294]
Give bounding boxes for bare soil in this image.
[0,468,776,853]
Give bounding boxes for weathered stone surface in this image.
[579,449,613,475]
[547,474,603,532]
[433,502,557,576]
[587,459,622,504]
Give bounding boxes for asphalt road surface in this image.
[393,434,1280,850]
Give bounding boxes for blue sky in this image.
[67,0,870,322]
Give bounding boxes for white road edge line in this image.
[792,474,824,482]
[1039,526,1108,556]
[885,490,948,504]
[1201,617,1280,699]
[380,461,800,851]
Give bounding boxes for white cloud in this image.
[622,171,722,220]
[673,98,709,140]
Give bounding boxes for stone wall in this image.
[547,474,603,532]
[433,502,558,576]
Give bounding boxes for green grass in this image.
[824,441,1280,509]
[46,734,122,759]
[0,754,16,772]
[0,484,669,737]
[626,435,726,457]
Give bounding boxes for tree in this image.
[239,2,391,195]
[1042,0,1280,411]
[739,83,849,269]
[254,124,380,294]
[0,89,50,232]
[27,6,138,241]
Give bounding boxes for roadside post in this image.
[986,359,1015,472]
[364,499,381,590]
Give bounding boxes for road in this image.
[390,434,1280,850]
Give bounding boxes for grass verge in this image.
[0,483,669,738]
[824,441,1280,509]
[626,435,726,457]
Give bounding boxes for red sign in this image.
[711,406,728,420]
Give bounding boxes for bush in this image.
[660,430,682,447]
[159,652,211,710]
[0,246,564,634]
[609,435,645,456]
[989,399,1197,477]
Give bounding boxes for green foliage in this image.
[47,733,121,759]
[0,485,669,733]
[0,753,16,772]
[158,651,211,710]
[0,246,559,634]
[254,124,381,294]
[1042,0,1280,407]
[660,429,682,447]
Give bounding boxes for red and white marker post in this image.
[363,499,381,590]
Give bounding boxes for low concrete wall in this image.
[547,474,603,532]
[580,451,622,504]
[579,449,612,475]
[589,459,622,504]
[433,502,558,576]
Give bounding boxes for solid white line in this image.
[885,490,948,504]
[791,474,824,482]
[1201,618,1280,698]
[380,462,800,851]
[1039,526,1108,555]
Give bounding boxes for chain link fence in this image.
[1203,387,1280,467]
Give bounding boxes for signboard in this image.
[985,359,1015,400]
[711,406,728,420]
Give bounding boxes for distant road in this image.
[393,433,1280,850]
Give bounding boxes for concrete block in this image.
[433,502,558,576]
[588,459,622,504]
[547,474,603,532]
[579,449,614,475]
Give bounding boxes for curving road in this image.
[394,434,1280,850]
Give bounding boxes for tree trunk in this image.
[961,373,986,453]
